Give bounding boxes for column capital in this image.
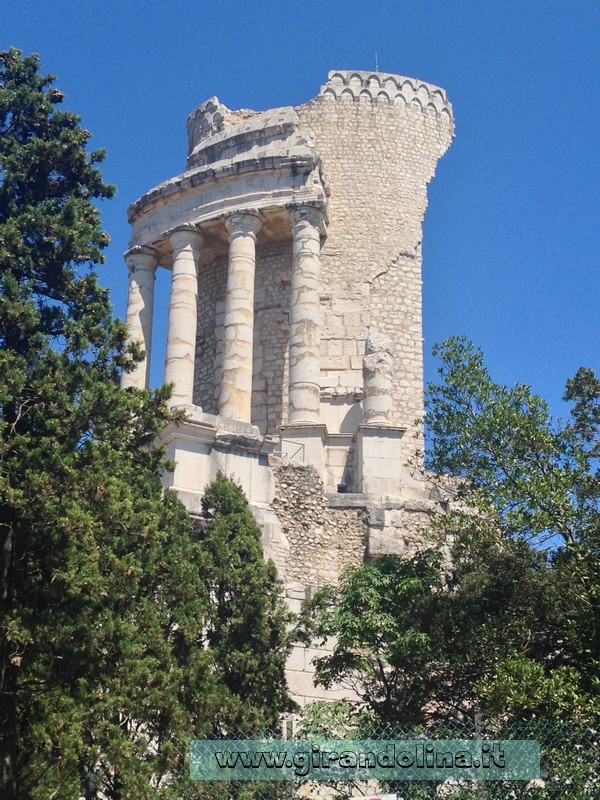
[169,225,204,251]
[289,204,327,232]
[224,209,263,238]
[124,244,158,273]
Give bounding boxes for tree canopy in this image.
[305,337,600,726]
[198,473,294,732]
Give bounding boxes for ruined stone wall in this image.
[296,78,453,458]
[271,462,368,587]
[268,459,448,706]
[194,253,226,414]
[251,242,291,435]
[270,461,368,707]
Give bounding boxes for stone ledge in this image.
[160,407,281,458]
[325,492,369,508]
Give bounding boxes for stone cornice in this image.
[127,152,320,224]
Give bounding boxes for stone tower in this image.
[123,70,453,705]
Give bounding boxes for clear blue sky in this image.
[3,0,599,418]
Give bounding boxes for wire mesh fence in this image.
[163,717,599,800]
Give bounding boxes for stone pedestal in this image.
[160,407,276,514]
[287,206,325,424]
[219,210,262,422]
[121,246,158,389]
[279,423,328,473]
[356,424,406,497]
[164,226,203,406]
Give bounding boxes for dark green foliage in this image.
[0,50,293,798]
[305,338,600,726]
[0,47,216,799]
[564,367,600,458]
[199,473,295,732]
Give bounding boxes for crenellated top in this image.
[319,70,453,121]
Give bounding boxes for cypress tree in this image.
[200,473,295,732]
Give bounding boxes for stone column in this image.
[218,210,262,422]
[287,205,325,424]
[121,245,158,390]
[164,226,203,406]
[362,333,394,425]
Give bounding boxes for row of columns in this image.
[122,206,325,427]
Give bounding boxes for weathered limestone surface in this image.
[219,210,262,422]
[164,227,203,406]
[122,245,157,389]
[124,69,454,706]
[272,461,367,707]
[296,72,453,467]
[288,207,325,425]
[194,241,292,433]
[272,462,367,586]
[362,333,394,425]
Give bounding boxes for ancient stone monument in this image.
[123,70,454,705]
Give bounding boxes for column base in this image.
[159,409,275,514]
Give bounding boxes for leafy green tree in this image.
[425,337,600,710]
[307,553,442,724]
[0,48,217,799]
[305,338,599,726]
[199,473,295,732]
[425,337,597,551]
[306,541,564,724]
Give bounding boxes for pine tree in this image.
[0,48,214,798]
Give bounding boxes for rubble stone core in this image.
[124,70,454,706]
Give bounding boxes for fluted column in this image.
[219,210,262,422]
[121,245,158,390]
[164,226,203,406]
[288,206,325,424]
